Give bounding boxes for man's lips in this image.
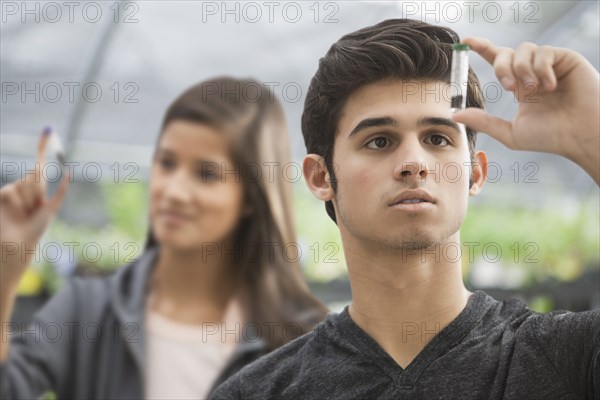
[388,189,436,206]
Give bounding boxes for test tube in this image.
[45,126,66,166]
[450,43,470,113]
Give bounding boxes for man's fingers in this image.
[452,108,514,149]
[513,42,538,86]
[461,37,501,66]
[533,46,558,91]
[462,37,519,91]
[466,38,565,94]
[492,48,516,91]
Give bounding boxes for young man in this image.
[211,19,600,399]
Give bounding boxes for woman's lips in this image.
[159,211,192,225]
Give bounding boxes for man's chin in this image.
[394,240,438,252]
[387,233,440,252]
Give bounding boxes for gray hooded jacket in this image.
[0,247,270,399]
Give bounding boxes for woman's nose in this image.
[163,170,194,203]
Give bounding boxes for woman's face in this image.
[149,120,248,250]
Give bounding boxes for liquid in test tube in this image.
[450,43,470,113]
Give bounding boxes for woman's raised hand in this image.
[0,129,70,288]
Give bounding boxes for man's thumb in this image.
[452,108,514,148]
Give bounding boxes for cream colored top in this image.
[144,298,243,400]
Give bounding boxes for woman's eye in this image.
[198,170,220,181]
[158,158,175,169]
[366,137,391,150]
[427,135,449,147]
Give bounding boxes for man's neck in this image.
[345,232,471,369]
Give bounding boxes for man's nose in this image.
[393,139,431,183]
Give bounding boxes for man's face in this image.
[329,79,481,251]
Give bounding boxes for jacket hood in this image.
[106,246,269,385]
[107,246,159,380]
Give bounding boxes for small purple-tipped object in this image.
[45,127,66,166]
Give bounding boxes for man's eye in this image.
[366,137,391,150]
[426,135,450,147]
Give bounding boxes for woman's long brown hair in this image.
[144,77,328,350]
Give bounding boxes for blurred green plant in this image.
[102,181,149,240]
[292,182,346,282]
[528,295,555,313]
[41,390,57,400]
[460,198,600,285]
[26,181,149,294]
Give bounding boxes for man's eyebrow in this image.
[348,116,399,138]
[418,116,462,133]
[347,116,463,139]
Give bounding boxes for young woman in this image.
[0,77,328,399]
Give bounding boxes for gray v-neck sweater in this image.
[211,290,600,399]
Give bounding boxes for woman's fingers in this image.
[20,128,52,215]
[0,128,67,225]
[0,183,27,224]
[35,127,51,194]
[47,171,70,215]
[16,180,40,217]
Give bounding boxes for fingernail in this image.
[42,126,53,136]
[501,77,516,90]
[524,76,537,86]
[543,79,553,90]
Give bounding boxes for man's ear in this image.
[469,150,488,196]
[302,154,335,201]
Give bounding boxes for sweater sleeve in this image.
[531,309,600,399]
[209,373,244,400]
[0,278,80,400]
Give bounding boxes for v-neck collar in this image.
[331,290,492,387]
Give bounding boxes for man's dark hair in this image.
[301,19,485,224]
